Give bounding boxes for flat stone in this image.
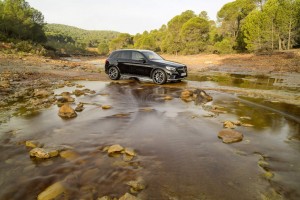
[60,150,79,161]
[25,140,42,148]
[102,105,112,109]
[218,129,243,144]
[37,181,65,200]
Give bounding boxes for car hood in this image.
[151,60,185,68]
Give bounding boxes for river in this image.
[0,76,299,200]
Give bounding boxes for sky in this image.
[26,0,233,34]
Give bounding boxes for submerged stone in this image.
[25,140,42,148]
[218,129,243,143]
[37,181,66,200]
[102,105,112,109]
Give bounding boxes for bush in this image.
[15,41,34,52]
[214,39,235,54]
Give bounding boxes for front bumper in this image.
[166,66,188,81]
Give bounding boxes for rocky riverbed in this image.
[0,53,299,200]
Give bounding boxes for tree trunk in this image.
[288,19,292,50]
[278,36,282,50]
[271,21,274,50]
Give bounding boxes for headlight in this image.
[166,66,176,71]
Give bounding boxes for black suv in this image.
[104,49,187,84]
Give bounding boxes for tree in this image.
[0,0,46,42]
[217,0,257,50]
[98,42,109,55]
[109,33,133,51]
[161,10,196,54]
[180,17,210,54]
[242,0,300,51]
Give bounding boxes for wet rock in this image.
[102,105,112,109]
[75,103,84,112]
[119,193,138,200]
[241,123,254,127]
[25,140,43,148]
[98,196,113,200]
[29,148,59,159]
[73,89,85,96]
[223,121,236,129]
[164,96,173,101]
[193,89,213,105]
[60,150,79,161]
[263,171,274,180]
[181,90,193,102]
[126,178,146,193]
[240,116,252,120]
[0,80,10,88]
[124,148,136,156]
[108,144,124,154]
[34,89,53,98]
[58,104,77,119]
[218,129,243,143]
[139,107,154,112]
[37,181,66,200]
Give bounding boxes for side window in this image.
[132,52,145,60]
[119,51,131,59]
[109,52,119,59]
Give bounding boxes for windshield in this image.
[142,51,163,60]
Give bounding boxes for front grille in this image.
[176,66,187,73]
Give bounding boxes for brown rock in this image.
[223,121,236,129]
[102,105,112,109]
[58,104,77,118]
[108,144,124,154]
[37,182,65,200]
[218,129,243,143]
[119,193,138,200]
[29,148,59,159]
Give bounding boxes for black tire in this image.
[108,66,120,80]
[152,69,167,84]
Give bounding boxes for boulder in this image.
[58,104,77,119]
[218,129,243,143]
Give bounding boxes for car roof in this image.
[113,49,153,53]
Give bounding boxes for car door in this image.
[117,51,132,74]
[130,51,152,76]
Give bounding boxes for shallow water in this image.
[0,80,299,200]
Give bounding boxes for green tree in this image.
[98,42,109,55]
[161,10,196,54]
[109,33,133,51]
[217,0,257,51]
[0,0,46,42]
[242,0,300,51]
[180,17,210,54]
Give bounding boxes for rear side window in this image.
[132,52,145,60]
[109,52,119,59]
[118,51,131,59]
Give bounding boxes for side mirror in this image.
[139,58,146,63]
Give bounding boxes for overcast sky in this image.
[27,0,233,34]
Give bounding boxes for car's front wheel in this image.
[152,69,167,84]
[108,66,120,80]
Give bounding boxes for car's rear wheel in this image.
[108,66,120,80]
[152,69,167,84]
